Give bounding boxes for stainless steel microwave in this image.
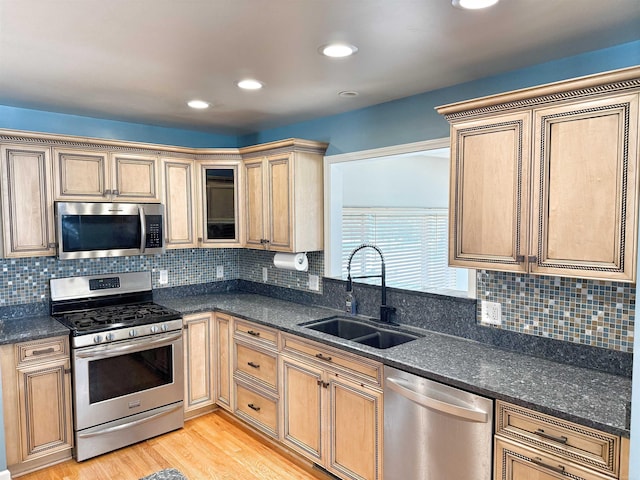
[55,202,165,260]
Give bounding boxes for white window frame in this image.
[323,138,476,298]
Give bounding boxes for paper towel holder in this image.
[273,252,309,272]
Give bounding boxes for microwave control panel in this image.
[145,215,163,248]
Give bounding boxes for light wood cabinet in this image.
[0,144,55,257]
[198,161,243,247]
[232,320,280,438]
[52,148,160,202]
[0,336,73,476]
[494,401,625,480]
[214,312,233,411]
[438,68,640,281]
[242,139,327,252]
[183,312,216,418]
[281,333,383,480]
[163,157,198,249]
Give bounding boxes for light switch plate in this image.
[308,274,319,291]
[159,270,168,285]
[262,267,268,282]
[481,300,502,325]
[216,265,224,279]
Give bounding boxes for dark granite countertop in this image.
[157,292,632,438]
[0,315,69,345]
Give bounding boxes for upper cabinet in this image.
[0,144,55,257]
[438,67,640,282]
[53,148,160,202]
[241,139,327,253]
[198,160,243,247]
[162,157,198,249]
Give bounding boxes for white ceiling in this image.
[1,0,639,135]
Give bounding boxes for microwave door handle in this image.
[139,206,146,253]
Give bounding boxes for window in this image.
[325,139,473,296]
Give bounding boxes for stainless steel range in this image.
[50,271,184,461]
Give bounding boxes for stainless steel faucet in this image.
[346,243,396,323]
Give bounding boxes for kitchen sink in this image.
[300,316,423,349]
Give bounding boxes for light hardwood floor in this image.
[18,411,328,480]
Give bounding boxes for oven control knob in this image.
[93,335,103,344]
[161,324,168,332]
[105,333,115,342]
[129,329,137,337]
[150,325,159,334]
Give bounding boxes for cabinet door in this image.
[52,148,109,200]
[267,154,292,251]
[163,158,197,248]
[111,152,160,201]
[183,313,215,417]
[328,376,382,480]
[449,112,531,272]
[17,358,73,462]
[199,163,242,247]
[214,313,233,411]
[530,94,639,281]
[281,356,324,463]
[0,144,55,257]
[244,158,266,247]
[495,438,612,480]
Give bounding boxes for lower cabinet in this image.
[183,312,216,418]
[281,334,383,480]
[0,336,73,476]
[494,401,626,480]
[214,312,233,411]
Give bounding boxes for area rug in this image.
[139,468,188,480]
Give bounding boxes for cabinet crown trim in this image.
[436,66,640,120]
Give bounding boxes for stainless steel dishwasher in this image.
[384,366,493,480]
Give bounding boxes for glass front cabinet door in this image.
[199,162,242,247]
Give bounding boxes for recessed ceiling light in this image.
[452,0,499,9]
[320,43,358,58]
[338,90,359,97]
[237,79,264,90]
[187,100,210,109]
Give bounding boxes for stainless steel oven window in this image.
[88,344,173,403]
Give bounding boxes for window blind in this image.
[341,207,458,291]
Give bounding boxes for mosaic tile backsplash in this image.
[477,270,635,353]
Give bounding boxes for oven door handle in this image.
[77,402,183,439]
[75,331,183,359]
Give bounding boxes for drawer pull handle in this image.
[32,347,55,356]
[534,429,568,444]
[315,353,332,362]
[247,403,261,412]
[247,330,261,337]
[247,361,260,369]
[531,457,565,474]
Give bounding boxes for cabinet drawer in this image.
[496,401,619,477]
[17,337,69,365]
[234,319,278,348]
[282,334,382,387]
[495,437,612,480]
[234,342,278,390]
[234,382,278,438]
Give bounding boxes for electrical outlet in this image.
[216,265,224,279]
[481,300,502,325]
[159,270,168,285]
[262,267,268,282]
[308,274,319,291]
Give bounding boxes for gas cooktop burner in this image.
[55,302,182,335]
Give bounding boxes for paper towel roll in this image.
[273,252,309,272]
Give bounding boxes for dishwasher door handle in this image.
[386,377,489,423]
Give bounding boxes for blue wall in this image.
[0,106,237,148]
[0,40,638,475]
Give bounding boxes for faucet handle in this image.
[380,305,396,323]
